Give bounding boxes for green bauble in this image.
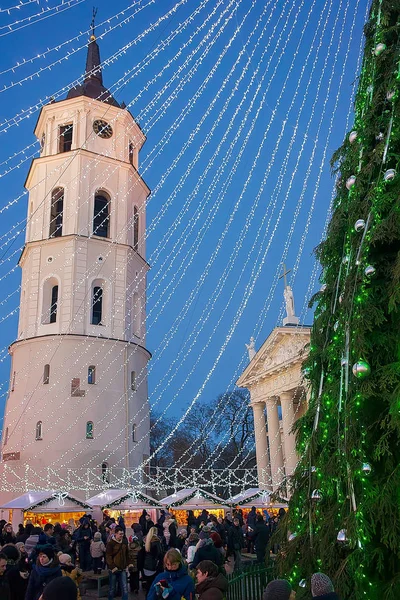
[352,360,371,379]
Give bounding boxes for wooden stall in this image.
[227,488,288,521]
[160,488,229,525]
[87,489,161,528]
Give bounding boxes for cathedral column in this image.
[251,401,270,490]
[265,396,284,491]
[280,391,298,478]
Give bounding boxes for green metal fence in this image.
[226,564,274,600]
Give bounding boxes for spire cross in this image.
[90,7,98,39]
[279,263,291,288]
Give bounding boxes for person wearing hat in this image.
[90,532,106,575]
[263,579,296,600]
[25,545,62,600]
[311,573,339,599]
[191,530,223,570]
[0,552,10,600]
[58,554,82,600]
[41,575,77,600]
[227,518,244,572]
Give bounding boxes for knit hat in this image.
[15,542,25,551]
[94,532,102,540]
[201,526,211,533]
[311,573,334,597]
[38,544,55,560]
[263,579,292,600]
[1,544,20,562]
[210,532,222,548]
[42,576,77,600]
[58,554,73,565]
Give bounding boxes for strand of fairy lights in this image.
[0,0,44,15]
[0,0,85,37]
[47,0,306,468]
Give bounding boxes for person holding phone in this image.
[147,549,194,600]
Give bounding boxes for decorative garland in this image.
[166,489,227,508]
[103,492,160,509]
[26,494,91,511]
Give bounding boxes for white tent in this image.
[0,491,92,529]
[87,489,161,526]
[227,488,288,509]
[160,488,229,510]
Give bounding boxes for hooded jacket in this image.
[105,536,129,571]
[196,573,229,600]
[147,564,195,600]
[25,559,62,600]
[191,539,223,569]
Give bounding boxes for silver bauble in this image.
[342,255,350,264]
[349,131,358,144]
[299,579,307,588]
[387,90,395,101]
[376,132,384,141]
[365,265,376,277]
[288,532,297,542]
[320,283,327,292]
[311,489,322,501]
[384,168,396,181]
[352,360,371,379]
[311,466,317,473]
[333,321,339,331]
[341,357,348,367]
[354,219,365,232]
[337,529,348,543]
[346,175,356,190]
[374,43,386,56]
[362,462,372,475]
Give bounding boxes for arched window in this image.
[129,142,134,166]
[35,421,42,440]
[86,421,94,439]
[42,277,60,324]
[91,283,103,325]
[43,364,50,384]
[50,285,58,323]
[131,370,136,391]
[133,206,139,251]
[49,187,64,237]
[101,462,109,483]
[93,192,110,238]
[59,124,73,153]
[88,365,96,384]
[132,423,136,442]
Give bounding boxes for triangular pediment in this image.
[237,326,311,388]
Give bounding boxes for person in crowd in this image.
[127,535,142,595]
[197,510,209,528]
[105,526,130,600]
[139,511,148,533]
[195,560,228,600]
[25,527,42,560]
[58,554,82,600]
[253,514,270,564]
[15,542,28,562]
[43,524,56,546]
[42,575,78,600]
[15,525,26,544]
[25,545,62,600]
[90,531,106,574]
[263,579,296,600]
[210,533,225,561]
[6,555,30,600]
[175,530,187,552]
[215,518,227,547]
[142,526,163,594]
[191,531,223,570]
[57,531,75,561]
[132,523,144,543]
[156,511,166,539]
[147,549,195,600]
[311,573,339,600]
[246,507,257,529]
[186,533,199,565]
[186,511,197,536]
[0,552,10,600]
[228,518,244,571]
[143,515,155,537]
[75,520,92,572]
[163,514,177,549]
[0,526,16,547]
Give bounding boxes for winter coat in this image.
[0,574,10,600]
[25,560,62,600]
[0,533,16,546]
[196,573,229,600]
[191,540,223,569]
[163,519,176,546]
[143,538,163,573]
[313,593,339,600]
[127,540,142,572]
[75,526,92,547]
[106,537,129,571]
[147,564,195,600]
[90,540,106,558]
[7,564,30,600]
[228,525,244,551]
[246,509,257,528]
[253,522,270,550]
[61,565,82,600]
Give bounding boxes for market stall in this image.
[87,489,161,527]
[160,488,229,525]
[227,488,288,520]
[0,491,92,530]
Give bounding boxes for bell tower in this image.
[1,32,151,489]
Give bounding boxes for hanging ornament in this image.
[341,357,348,367]
[261,491,269,504]
[299,579,307,588]
[311,489,322,501]
[127,491,138,504]
[346,175,356,189]
[352,360,371,379]
[53,492,69,506]
[387,90,395,101]
[364,265,376,277]
[362,463,372,475]
[337,529,348,543]
[302,366,311,378]
[333,321,339,331]
[311,466,317,473]
[342,255,350,264]
[348,131,358,144]
[384,168,396,181]
[374,42,386,56]
[320,283,327,292]
[366,85,373,94]
[376,132,384,141]
[288,532,297,542]
[354,219,365,232]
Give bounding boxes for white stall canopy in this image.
[87,489,161,511]
[160,488,229,509]
[227,487,288,509]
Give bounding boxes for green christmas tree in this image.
[277,2,400,599]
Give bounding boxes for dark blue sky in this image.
[0,0,369,442]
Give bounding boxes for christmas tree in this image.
[277,3,400,599]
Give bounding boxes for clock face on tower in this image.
[93,119,113,139]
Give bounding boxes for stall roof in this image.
[0,491,91,512]
[160,488,229,509]
[87,489,161,510]
[227,488,288,509]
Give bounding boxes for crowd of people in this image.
[0,508,339,600]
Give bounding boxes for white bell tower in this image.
[1,33,151,489]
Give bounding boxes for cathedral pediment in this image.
[236,326,311,388]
